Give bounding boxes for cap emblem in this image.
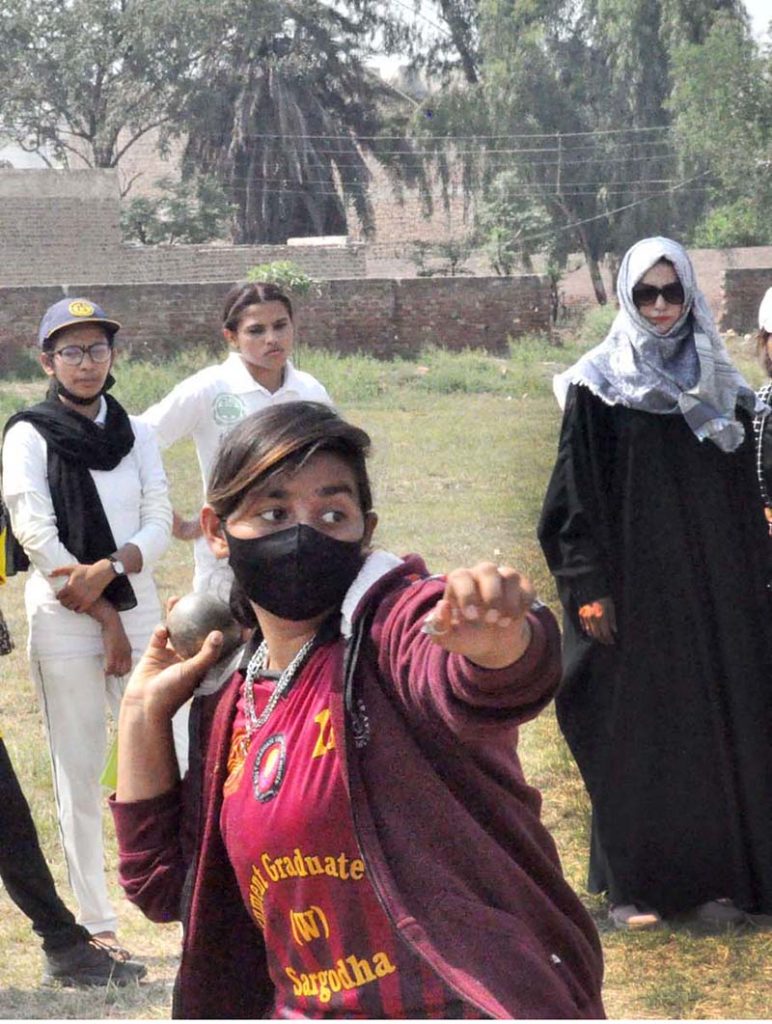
[68,300,95,317]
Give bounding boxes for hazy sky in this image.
[744,0,771,38]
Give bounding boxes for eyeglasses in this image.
[51,342,112,366]
[631,282,685,308]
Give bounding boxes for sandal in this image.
[677,899,750,930]
[609,903,662,931]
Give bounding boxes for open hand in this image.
[422,561,535,669]
[122,622,224,722]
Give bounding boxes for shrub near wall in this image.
[0,275,550,369]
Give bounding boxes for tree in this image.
[0,0,214,188]
[476,171,551,275]
[121,174,234,244]
[415,0,480,84]
[404,0,752,302]
[669,12,772,246]
[180,0,421,243]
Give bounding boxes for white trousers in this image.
[31,655,127,935]
[171,700,190,778]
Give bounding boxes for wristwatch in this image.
[108,555,126,576]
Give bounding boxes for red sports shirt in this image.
[220,645,477,1018]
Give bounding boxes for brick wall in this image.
[116,241,366,284]
[0,275,549,372]
[721,268,772,333]
[5,168,769,326]
[560,246,772,319]
[0,169,366,286]
[346,156,475,246]
[0,169,122,286]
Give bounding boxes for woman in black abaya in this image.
[539,237,772,931]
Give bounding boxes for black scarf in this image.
[3,393,138,611]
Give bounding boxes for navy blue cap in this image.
[38,298,121,348]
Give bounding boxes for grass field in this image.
[0,330,770,1019]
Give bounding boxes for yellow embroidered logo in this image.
[312,709,335,759]
[224,728,248,797]
[68,300,95,317]
[290,906,330,945]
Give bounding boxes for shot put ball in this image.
[166,592,243,660]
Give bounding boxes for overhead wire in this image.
[508,172,713,245]
[172,125,675,142]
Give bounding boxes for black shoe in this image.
[43,937,147,987]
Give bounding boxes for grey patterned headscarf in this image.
[554,236,765,451]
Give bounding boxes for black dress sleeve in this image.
[538,384,615,609]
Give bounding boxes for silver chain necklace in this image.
[242,633,318,743]
[754,381,772,508]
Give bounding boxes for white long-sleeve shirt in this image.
[2,399,172,659]
[139,353,332,598]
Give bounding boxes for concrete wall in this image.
[0,275,549,372]
[721,268,772,333]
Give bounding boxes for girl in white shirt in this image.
[1,297,171,960]
[140,281,332,603]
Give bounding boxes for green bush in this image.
[121,175,233,245]
[576,303,617,348]
[692,197,769,248]
[245,260,315,296]
[111,347,215,414]
[0,344,42,381]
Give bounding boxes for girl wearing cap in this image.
[111,401,604,1019]
[139,281,331,605]
[1,297,172,955]
[539,237,772,931]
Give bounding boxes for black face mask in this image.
[49,373,116,406]
[224,523,365,622]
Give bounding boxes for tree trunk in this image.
[438,0,479,84]
[586,255,608,305]
[585,254,606,303]
[575,225,608,304]
[606,252,621,297]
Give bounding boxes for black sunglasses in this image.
[632,282,685,308]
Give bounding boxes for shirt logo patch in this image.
[253,734,286,803]
[212,392,246,426]
[68,300,95,317]
[224,727,249,797]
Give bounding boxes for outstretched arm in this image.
[376,562,562,739]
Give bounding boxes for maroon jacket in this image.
[112,555,605,1019]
